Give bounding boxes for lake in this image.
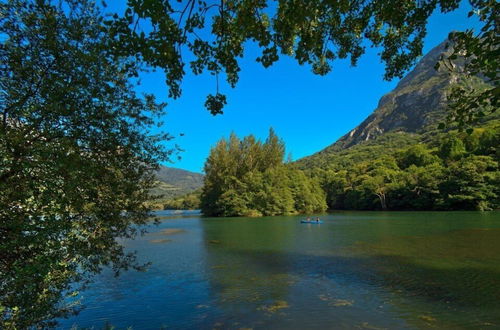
[59,211,500,329]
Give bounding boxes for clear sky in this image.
[116,1,480,173]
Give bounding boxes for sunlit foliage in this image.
[306,123,499,211]
[0,1,171,327]
[201,129,326,216]
[112,0,497,121]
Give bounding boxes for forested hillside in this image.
[298,121,499,211]
[296,40,499,211]
[146,166,204,209]
[151,166,204,199]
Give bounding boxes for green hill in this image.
[298,39,495,167]
[295,40,499,211]
[151,166,204,199]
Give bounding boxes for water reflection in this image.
[59,212,500,329]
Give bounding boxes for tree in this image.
[392,163,445,210]
[325,170,349,210]
[201,130,325,216]
[439,155,498,210]
[110,0,497,121]
[362,174,390,210]
[0,1,171,327]
[396,144,439,169]
[437,0,499,129]
[162,190,201,210]
[477,128,500,157]
[438,135,467,161]
[288,169,327,214]
[258,167,296,216]
[262,128,286,169]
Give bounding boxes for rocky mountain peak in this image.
[329,40,456,151]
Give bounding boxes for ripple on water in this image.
[59,212,500,329]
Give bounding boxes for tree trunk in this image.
[378,193,387,210]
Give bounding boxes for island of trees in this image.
[200,129,327,216]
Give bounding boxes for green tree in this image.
[288,169,327,214]
[258,166,296,216]
[110,0,497,121]
[163,190,201,210]
[200,138,232,215]
[0,1,170,327]
[477,127,500,157]
[438,135,467,161]
[262,128,286,169]
[438,3,499,129]
[391,163,446,210]
[201,130,325,216]
[218,182,252,216]
[361,174,389,210]
[439,155,498,210]
[397,144,439,169]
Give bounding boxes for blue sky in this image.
[115,1,480,173]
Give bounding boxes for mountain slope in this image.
[325,41,453,152]
[297,39,494,169]
[293,39,499,211]
[151,166,204,199]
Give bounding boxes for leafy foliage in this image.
[109,0,497,120]
[201,129,326,216]
[0,1,171,327]
[302,122,499,211]
[437,0,499,128]
[162,190,202,210]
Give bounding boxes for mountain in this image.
[338,46,444,151]
[151,166,204,199]
[296,39,496,171]
[299,40,492,164]
[332,41,456,151]
[293,39,499,211]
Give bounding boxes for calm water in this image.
[59,211,500,329]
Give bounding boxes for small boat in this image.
[300,220,323,224]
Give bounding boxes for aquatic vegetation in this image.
[358,322,387,330]
[419,315,437,323]
[158,228,186,235]
[149,239,173,244]
[258,300,289,313]
[318,294,354,307]
[196,304,209,309]
[318,294,330,301]
[329,299,354,307]
[211,265,227,269]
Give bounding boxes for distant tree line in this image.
[200,125,499,216]
[311,123,499,211]
[163,190,201,210]
[201,129,327,216]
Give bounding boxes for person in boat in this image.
[306,217,311,222]
[316,217,320,223]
